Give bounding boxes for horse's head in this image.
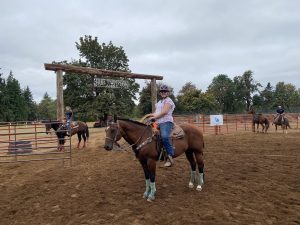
[44,122,52,134]
[104,122,120,151]
[247,108,255,115]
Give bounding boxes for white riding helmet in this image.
[159,84,170,92]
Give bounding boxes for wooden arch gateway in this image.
[44,63,163,120]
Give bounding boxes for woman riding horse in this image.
[104,118,205,202]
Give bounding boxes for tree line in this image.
[1,35,300,122]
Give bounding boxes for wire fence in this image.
[174,113,300,134]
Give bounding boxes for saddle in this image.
[71,121,79,129]
[152,123,185,139]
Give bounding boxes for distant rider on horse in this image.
[274,105,285,124]
[65,106,73,134]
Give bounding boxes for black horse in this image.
[45,120,89,150]
[44,121,67,151]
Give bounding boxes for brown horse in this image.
[248,109,270,133]
[104,119,205,202]
[45,120,89,150]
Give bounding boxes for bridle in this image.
[105,122,155,152]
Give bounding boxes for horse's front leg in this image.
[140,158,157,201]
[147,158,157,202]
[140,160,151,199]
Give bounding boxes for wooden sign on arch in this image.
[44,63,163,120]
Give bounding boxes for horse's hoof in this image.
[196,185,202,191]
[143,191,150,199]
[147,196,155,202]
[188,182,194,188]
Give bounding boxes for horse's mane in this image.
[117,118,147,127]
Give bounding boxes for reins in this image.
[107,122,155,152]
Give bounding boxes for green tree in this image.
[0,70,7,121]
[273,82,299,110]
[207,74,236,113]
[233,70,261,112]
[37,93,56,120]
[260,82,274,109]
[177,87,218,114]
[138,81,152,115]
[63,35,139,120]
[23,86,37,120]
[5,71,26,121]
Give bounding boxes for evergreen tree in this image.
[0,70,7,121]
[37,93,56,120]
[23,86,37,120]
[5,71,26,121]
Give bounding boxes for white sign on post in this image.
[210,115,223,126]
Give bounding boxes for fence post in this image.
[226,114,229,133]
[202,114,205,134]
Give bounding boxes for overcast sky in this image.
[1,0,299,102]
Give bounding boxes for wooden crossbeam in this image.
[44,63,163,80]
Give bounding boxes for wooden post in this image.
[151,78,157,112]
[56,70,64,121]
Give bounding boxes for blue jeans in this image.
[159,122,174,156]
[66,119,71,131]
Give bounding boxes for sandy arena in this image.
[0,127,299,225]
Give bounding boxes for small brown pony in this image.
[104,119,205,202]
[248,109,270,133]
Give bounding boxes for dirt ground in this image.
[0,127,299,225]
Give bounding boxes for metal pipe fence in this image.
[0,121,71,164]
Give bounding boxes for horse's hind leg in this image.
[194,150,204,191]
[77,133,82,148]
[261,124,265,133]
[82,133,87,148]
[185,149,197,189]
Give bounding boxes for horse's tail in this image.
[265,117,270,125]
[86,125,90,139]
[286,119,291,129]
